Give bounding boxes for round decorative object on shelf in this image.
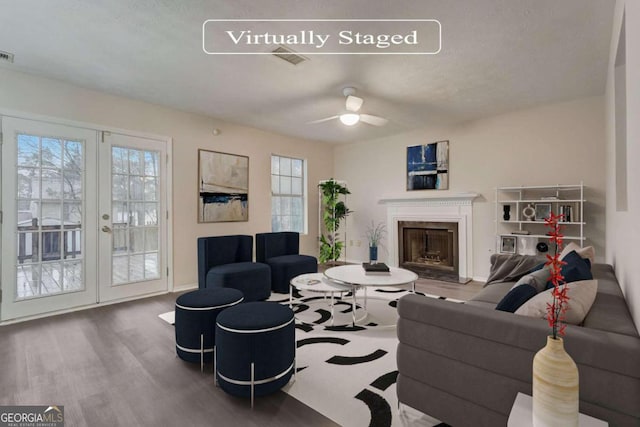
[536,242,549,253]
[522,204,536,221]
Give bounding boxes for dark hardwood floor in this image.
[0,293,339,427]
[0,275,482,427]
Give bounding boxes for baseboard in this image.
[0,290,169,326]
[473,276,488,283]
[172,283,198,293]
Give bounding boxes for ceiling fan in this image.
[309,87,389,127]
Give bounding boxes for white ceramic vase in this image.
[532,336,579,427]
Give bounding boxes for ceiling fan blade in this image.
[345,95,363,112]
[360,114,388,126]
[307,115,339,124]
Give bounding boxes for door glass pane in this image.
[112,174,128,201]
[111,147,161,285]
[129,150,144,176]
[144,177,158,201]
[41,168,62,199]
[112,256,128,285]
[129,254,144,281]
[63,170,82,200]
[64,140,83,171]
[17,135,40,167]
[15,133,85,299]
[41,138,62,168]
[144,253,159,279]
[129,176,144,201]
[145,203,158,225]
[144,152,159,177]
[112,147,128,174]
[17,168,40,199]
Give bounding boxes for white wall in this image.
[605,0,640,331]
[0,68,333,289]
[335,96,606,280]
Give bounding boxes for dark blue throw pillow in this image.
[495,284,538,312]
[545,250,592,289]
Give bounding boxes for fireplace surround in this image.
[380,193,478,282]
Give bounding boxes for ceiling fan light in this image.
[339,113,360,126]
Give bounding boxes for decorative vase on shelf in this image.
[369,246,378,264]
[532,336,579,427]
[503,205,511,221]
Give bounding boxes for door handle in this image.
[102,225,112,233]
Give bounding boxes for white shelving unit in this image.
[495,183,585,255]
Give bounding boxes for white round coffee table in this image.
[289,273,357,326]
[324,265,418,325]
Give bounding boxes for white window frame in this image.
[270,154,307,234]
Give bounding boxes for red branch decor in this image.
[544,212,569,339]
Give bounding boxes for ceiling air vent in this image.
[0,50,14,63]
[271,46,307,66]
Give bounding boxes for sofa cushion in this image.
[515,279,598,325]
[583,264,639,337]
[511,267,551,293]
[545,250,592,289]
[495,284,538,312]
[560,242,595,265]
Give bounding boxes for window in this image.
[271,155,305,233]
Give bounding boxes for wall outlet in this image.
[349,240,353,246]
[356,240,361,247]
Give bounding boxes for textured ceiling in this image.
[0,0,615,143]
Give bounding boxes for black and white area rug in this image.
[269,288,460,427]
[160,288,460,427]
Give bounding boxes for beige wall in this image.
[0,68,333,289]
[605,0,640,331]
[334,96,606,280]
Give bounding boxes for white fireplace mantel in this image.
[379,193,479,279]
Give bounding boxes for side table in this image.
[508,393,608,427]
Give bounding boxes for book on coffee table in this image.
[362,262,390,274]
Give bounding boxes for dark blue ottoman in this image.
[215,302,295,407]
[175,288,244,370]
[206,262,271,302]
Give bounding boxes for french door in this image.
[97,132,167,302]
[1,117,168,321]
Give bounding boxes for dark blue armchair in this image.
[197,235,271,302]
[256,232,318,294]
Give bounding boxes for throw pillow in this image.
[545,250,592,290]
[515,280,598,325]
[560,242,596,265]
[511,267,551,293]
[495,284,538,313]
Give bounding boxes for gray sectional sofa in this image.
[396,261,640,426]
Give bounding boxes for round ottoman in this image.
[215,302,295,407]
[175,288,244,370]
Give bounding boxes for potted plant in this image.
[318,179,351,264]
[365,221,386,264]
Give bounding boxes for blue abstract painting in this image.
[407,141,449,190]
[198,150,249,222]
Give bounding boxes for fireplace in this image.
[398,221,458,278]
[380,193,478,282]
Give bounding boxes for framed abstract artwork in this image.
[406,140,449,190]
[198,149,249,222]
